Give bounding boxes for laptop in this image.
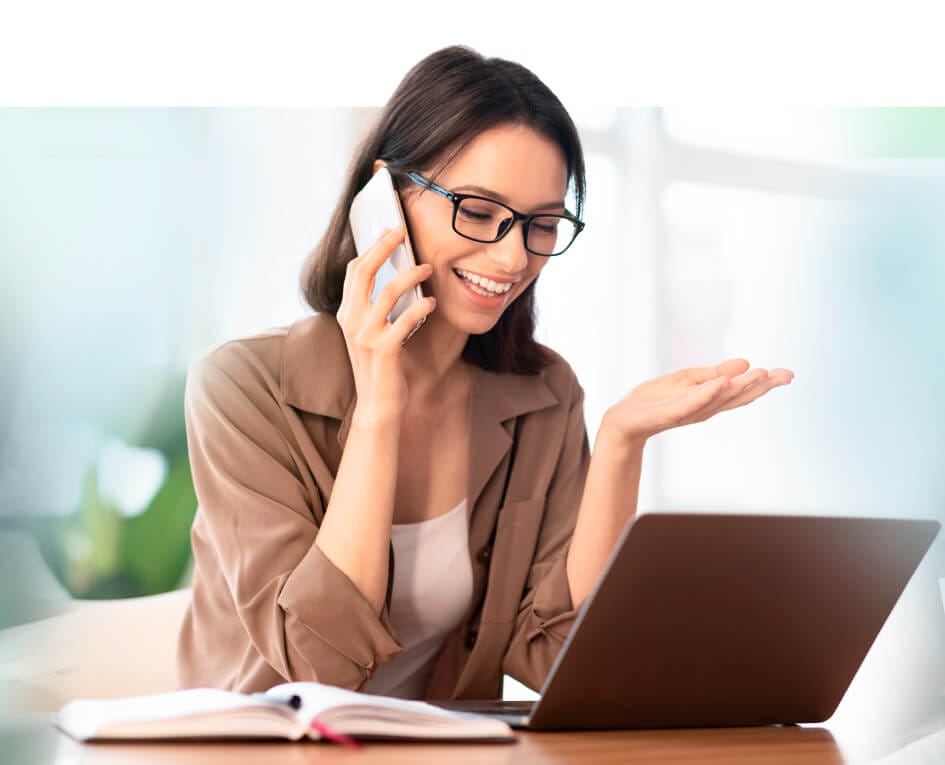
[433,511,940,729]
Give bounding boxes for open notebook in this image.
[55,681,514,743]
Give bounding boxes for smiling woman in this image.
[176,45,793,702]
[301,48,586,375]
[374,123,570,337]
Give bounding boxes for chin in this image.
[460,316,503,337]
[439,306,504,337]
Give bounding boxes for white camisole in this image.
[360,497,474,698]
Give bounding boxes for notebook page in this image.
[56,688,297,741]
[266,682,514,740]
[267,681,465,719]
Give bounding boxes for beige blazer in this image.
[178,313,590,700]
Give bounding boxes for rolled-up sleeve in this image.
[501,376,590,692]
[179,348,402,693]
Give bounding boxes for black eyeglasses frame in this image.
[399,170,585,257]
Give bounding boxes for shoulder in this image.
[187,314,351,417]
[534,344,585,409]
[191,325,288,383]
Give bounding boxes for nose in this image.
[486,219,530,276]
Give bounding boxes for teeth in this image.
[455,269,512,295]
[468,282,500,298]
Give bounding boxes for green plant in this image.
[30,371,197,599]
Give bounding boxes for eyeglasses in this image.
[400,171,585,257]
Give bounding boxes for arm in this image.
[568,358,794,609]
[565,427,645,608]
[316,225,436,615]
[314,410,400,616]
[184,228,438,691]
[502,358,793,691]
[183,350,403,690]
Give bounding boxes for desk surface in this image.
[5,717,945,765]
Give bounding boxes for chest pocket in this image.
[479,497,544,625]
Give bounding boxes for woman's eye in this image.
[459,208,495,222]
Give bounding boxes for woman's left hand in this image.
[601,358,794,446]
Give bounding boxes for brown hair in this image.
[300,45,586,375]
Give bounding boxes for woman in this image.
[177,46,793,700]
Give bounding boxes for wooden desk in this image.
[4,717,945,765]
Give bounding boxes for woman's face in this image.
[395,123,569,337]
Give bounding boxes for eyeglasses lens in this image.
[455,198,578,256]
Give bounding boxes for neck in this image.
[400,312,471,405]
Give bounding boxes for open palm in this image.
[606,358,794,442]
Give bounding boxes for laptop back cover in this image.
[529,512,940,730]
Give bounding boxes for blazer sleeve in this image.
[182,347,402,691]
[501,373,591,692]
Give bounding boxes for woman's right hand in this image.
[336,227,437,424]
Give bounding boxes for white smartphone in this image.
[348,167,425,337]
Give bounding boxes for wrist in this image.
[596,413,647,457]
[351,404,404,433]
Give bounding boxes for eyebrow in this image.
[452,184,565,212]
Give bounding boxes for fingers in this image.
[683,358,750,384]
[713,368,770,413]
[665,375,731,420]
[369,262,433,325]
[339,226,428,329]
[684,367,794,424]
[390,295,437,346]
[716,368,794,413]
[768,368,795,385]
[346,227,408,300]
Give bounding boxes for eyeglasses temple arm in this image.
[406,171,455,201]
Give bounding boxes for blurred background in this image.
[2,103,944,752]
[2,106,942,592]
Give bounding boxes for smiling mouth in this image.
[453,269,515,298]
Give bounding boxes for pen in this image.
[250,692,302,710]
[250,694,361,748]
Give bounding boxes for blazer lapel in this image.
[467,364,559,511]
[281,314,356,503]
[283,315,560,525]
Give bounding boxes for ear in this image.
[372,158,388,175]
